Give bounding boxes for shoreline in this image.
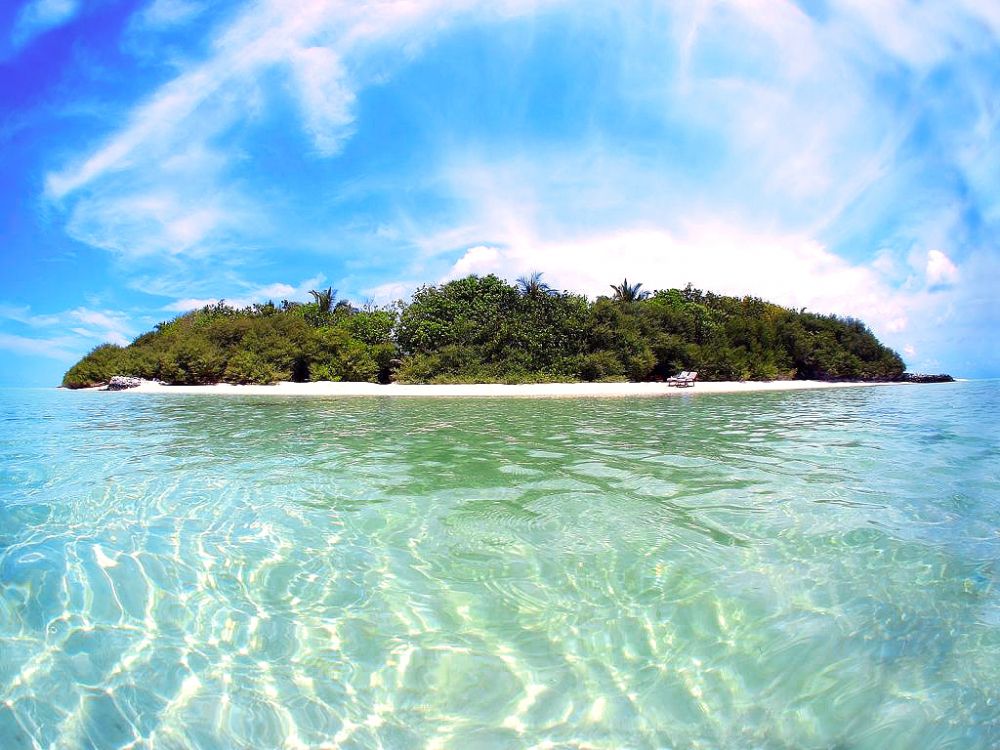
[83,379,908,398]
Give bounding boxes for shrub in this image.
[331,340,379,383]
[159,339,226,385]
[223,351,279,384]
[576,351,625,381]
[61,344,125,388]
[625,347,657,381]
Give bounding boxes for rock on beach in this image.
[105,376,143,391]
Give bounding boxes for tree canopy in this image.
[516,271,558,299]
[610,278,650,303]
[62,276,905,388]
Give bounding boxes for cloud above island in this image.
[0,0,998,383]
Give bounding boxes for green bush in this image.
[159,338,226,385]
[625,347,657,381]
[223,351,279,384]
[330,340,380,383]
[394,345,480,383]
[310,336,385,383]
[576,351,625,381]
[61,344,125,388]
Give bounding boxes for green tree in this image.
[610,278,650,303]
[309,287,336,313]
[516,271,558,299]
[61,344,126,388]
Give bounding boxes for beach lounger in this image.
[669,371,698,387]
[676,371,698,387]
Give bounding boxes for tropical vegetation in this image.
[62,275,905,388]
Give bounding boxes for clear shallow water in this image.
[0,383,998,750]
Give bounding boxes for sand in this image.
[108,379,903,398]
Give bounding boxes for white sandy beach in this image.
[109,379,904,398]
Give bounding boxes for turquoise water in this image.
[1,383,998,749]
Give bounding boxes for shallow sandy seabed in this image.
[96,379,905,398]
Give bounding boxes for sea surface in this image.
[0,382,997,749]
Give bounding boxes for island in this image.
[62,274,944,390]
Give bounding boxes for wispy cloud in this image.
[0,302,134,362]
[0,332,79,361]
[290,46,356,156]
[28,0,1000,377]
[46,0,999,268]
[132,0,204,30]
[162,298,217,313]
[160,274,326,311]
[11,0,79,49]
[0,304,62,327]
[0,304,134,350]
[362,281,417,305]
[45,0,563,265]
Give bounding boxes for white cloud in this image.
[956,0,1000,37]
[437,217,979,355]
[11,0,79,49]
[33,0,1000,376]
[0,304,61,327]
[161,274,326,311]
[925,249,959,288]
[134,0,203,29]
[162,297,217,312]
[663,0,1000,250]
[2,303,130,334]
[253,282,297,299]
[885,317,908,333]
[290,46,356,156]
[0,304,30,320]
[444,245,503,280]
[0,304,134,354]
[45,1,999,265]
[0,332,78,361]
[45,0,566,264]
[831,0,998,70]
[69,307,132,332]
[672,1,898,228]
[363,281,415,304]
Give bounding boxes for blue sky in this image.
[1,0,998,385]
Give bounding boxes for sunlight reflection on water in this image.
[0,383,997,748]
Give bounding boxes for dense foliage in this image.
[62,298,398,388]
[62,277,904,388]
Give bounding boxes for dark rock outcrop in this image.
[105,376,143,391]
[899,372,955,384]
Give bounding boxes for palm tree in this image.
[610,278,649,303]
[516,271,558,299]
[309,287,336,313]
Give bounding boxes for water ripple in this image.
[0,383,998,748]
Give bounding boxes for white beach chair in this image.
[674,371,698,388]
[667,371,690,386]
